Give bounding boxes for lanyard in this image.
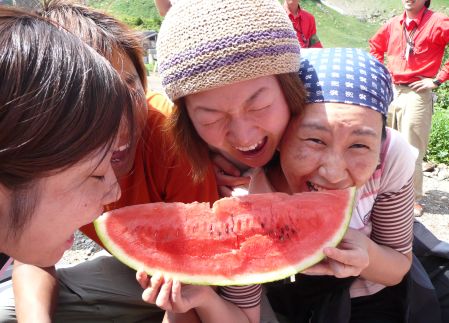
[402,9,428,61]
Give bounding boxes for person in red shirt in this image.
[284,0,323,48]
[369,0,449,217]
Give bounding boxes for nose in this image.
[227,116,257,147]
[103,166,122,204]
[318,153,348,184]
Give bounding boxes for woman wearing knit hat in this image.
[246,48,418,322]
[137,0,305,322]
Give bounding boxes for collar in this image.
[400,6,428,28]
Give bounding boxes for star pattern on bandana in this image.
[299,48,393,116]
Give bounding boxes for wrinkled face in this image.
[1,146,121,267]
[402,0,427,16]
[110,50,147,178]
[185,76,290,168]
[280,103,383,193]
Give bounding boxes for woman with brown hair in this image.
[0,7,134,272]
[1,1,218,322]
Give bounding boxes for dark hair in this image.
[166,72,307,182]
[425,0,430,8]
[0,6,134,234]
[38,0,147,92]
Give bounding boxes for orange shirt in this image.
[284,3,323,48]
[369,7,449,84]
[80,97,219,247]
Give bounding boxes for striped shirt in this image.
[220,127,417,306]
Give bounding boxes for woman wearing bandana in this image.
[247,48,418,323]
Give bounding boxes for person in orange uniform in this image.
[1,1,218,323]
[369,0,449,217]
[284,0,323,48]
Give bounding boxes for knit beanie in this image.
[157,0,301,101]
[299,48,393,116]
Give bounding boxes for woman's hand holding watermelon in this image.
[136,270,213,313]
[303,228,370,278]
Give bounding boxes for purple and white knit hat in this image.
[157,0,301,101]
[299,48,393,116]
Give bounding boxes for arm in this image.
[305,180,414,286]
[369,23,389,64]
[154,0,172,16]
[308,16,322,48]
[12,261,58,323]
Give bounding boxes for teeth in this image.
[116,143,130,152]
[307,181,326,192]
[235,139,264,152]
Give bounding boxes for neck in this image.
[266,163,291,194]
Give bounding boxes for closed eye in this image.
[350,143,370,149]
[250,105,270,112]
[306,138,325,145]
[92,175,105,182]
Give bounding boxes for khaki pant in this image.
[0,253,164,323]
[388,85,433,200]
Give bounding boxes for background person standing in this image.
[284,0,323,48]
[369,0,449,217]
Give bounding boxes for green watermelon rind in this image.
[94,187,356,286]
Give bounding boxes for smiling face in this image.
[110,50,147,178]
[0,146,121,267]
[185,76,290,168]
[280,103,383,193]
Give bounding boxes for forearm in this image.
[13,261,58,323]
[361,241,412,286]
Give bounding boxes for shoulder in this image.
[379,128,417,191]
[300,8,315,19]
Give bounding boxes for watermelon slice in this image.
[95,188,355,285]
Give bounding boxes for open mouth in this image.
[111,143,130,164]
[234,137,267,156]
[307,181,328,192]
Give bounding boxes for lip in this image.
[234,136,268,157]
[111,143,130,166]
[306,180,348,192]
[65,234,75,249]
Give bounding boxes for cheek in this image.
[281,146,316,180]
[349,156,380,185]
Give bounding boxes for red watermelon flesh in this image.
[94,188,355,285]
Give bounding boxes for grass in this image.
[302,1,379,48]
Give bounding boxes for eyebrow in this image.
[299,122,378,137]
[194,87,268,113]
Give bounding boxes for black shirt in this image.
[0,253,8,269]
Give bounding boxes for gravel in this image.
[61,166,449,265]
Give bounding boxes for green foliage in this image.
[427,108,449,164]
[88,0,162,30]
[301,1,379,49]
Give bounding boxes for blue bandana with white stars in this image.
[299,48,392,116]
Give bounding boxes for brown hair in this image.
[0,6,134,235]
[425,0,430,8]
[166,72,307,182]
[38,0,147,92]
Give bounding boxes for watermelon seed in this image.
[261,222,265,229]
[225,223,229,234]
